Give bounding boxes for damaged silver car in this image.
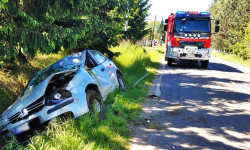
[0,50,126,139]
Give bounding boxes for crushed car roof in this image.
[53,51,85,67]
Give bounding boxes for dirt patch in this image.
[183,115,208,123]
[166,109,185,116]
[147,122,163,130]
[133,118,163,130]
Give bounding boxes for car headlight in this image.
[51,89,72,104]
[54,93,62,100]
[0,117,9,130]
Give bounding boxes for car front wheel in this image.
[86,90,106,120]
[117,73,126,91]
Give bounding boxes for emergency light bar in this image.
[200,12,210,15]
[175,11,211,17]
[176,11,186,15]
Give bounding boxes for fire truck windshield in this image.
[174,18,210,33]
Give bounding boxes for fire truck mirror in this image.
[165,19,168,24]
[215,20,220,25]
[215,26,220,33]
[164,25,168,31]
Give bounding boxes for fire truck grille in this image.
[179,41,205,48]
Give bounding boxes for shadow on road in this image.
[154,70,250,149]
[169,60,244,73]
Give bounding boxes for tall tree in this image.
[157,18,165,42]
[125,0,151,43]
[146,20,160,40]
[0,0,128,66]
[208,0,250,56]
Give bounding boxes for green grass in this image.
[1,43,164,149]
[212,51,250,68]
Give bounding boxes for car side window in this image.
[90,51,105,64]
[97,51,107,60]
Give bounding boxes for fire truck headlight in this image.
[204,50,210,56]
[171,48,178,56]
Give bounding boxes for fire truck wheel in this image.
[201,60,209,68]
[167,58,173,66]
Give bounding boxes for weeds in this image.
[212,51,250,68]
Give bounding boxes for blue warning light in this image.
[200,12,210,15]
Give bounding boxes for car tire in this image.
[86,90,106,120]
[167,58,173,66]
[201,60,209,68]
[117,73,126,91]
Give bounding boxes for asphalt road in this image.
[130,57,250,150]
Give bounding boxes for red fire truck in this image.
[164,11,219,68]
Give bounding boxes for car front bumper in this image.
[0,93,88,139]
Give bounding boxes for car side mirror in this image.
[165,19,168,24]
[215,20,219,25]
[215,25,220,33]
[164,25,168,31]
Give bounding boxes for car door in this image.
[95,51,116,87]
[87,50,113,97]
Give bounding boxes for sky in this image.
[148,0,213,21]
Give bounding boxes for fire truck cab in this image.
[164,11,219,68]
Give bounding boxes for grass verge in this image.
[1,43,164,149]
[212,51,250,68]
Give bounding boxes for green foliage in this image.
[232,42,244,56]
[146,20,160,40]
[125,0,151,43]
[157,19,165,42]
[208,0,250,59]
[212,51,250,68]
[243,22,250,59]
[0,0,129,66]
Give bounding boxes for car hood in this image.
[1,70,77,119]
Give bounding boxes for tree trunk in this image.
[17,49,29,64]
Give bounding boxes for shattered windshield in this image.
[22,65,80,96]
[174,18,210,33]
